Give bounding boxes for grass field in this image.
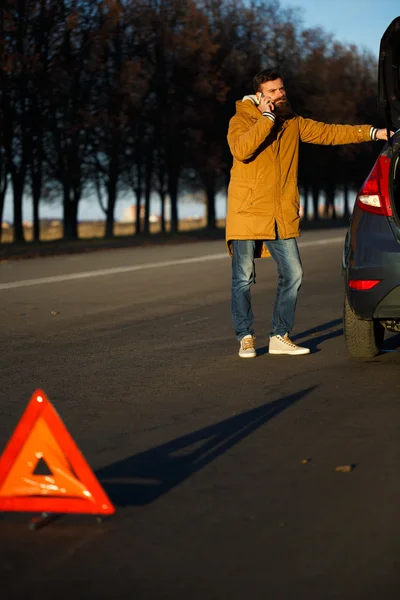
[0,215,349,262]
[1,217,226,244]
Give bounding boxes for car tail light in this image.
[356,155,392,216]
[348,279,381,290]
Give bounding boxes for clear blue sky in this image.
[278,0,399,60]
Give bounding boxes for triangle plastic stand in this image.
[0,389,115,521]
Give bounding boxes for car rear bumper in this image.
[343,211,400,319]
[345,277,400,319]
[374,285,400,318]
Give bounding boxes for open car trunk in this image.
[378,16,400,134]
[378,17,400,225]
[390,132,400,222]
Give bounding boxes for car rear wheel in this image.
[343,293,385,358]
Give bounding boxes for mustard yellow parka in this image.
[226,97,373,257]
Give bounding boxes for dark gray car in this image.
[342,16,400,358]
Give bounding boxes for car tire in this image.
[343,293,384,358]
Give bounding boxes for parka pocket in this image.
[228,182,253,214]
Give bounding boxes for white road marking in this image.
[299,236,344,248]
[0,235,344,291]
[174,317,210,327]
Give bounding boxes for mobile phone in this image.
[260,93,273,104]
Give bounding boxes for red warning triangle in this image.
[0,389,115,515]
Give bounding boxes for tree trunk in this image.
[0,179,8,244]
[105,176,117,238]
[302,184,309,221]
[62,184,78,240]
[168,170,179,234]
[206,178,216,229]
[31,170,42,242]
[325,184,337,220]
[134,187,142,235]
[144,179,151,235]
[32,188,40,242]
[12,175,25,242]
[160,192,166,233]
[323,193,330,217]
[143,154,153,235]
[105,192,116,238]
[343,183,350,219]
[71,198,79,239]
[312,185,319,221]
[63,185,71,240]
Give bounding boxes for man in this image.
[226,69,391,359]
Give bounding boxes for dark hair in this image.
[253,69,282,93]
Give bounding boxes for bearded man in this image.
[226,68,391,358]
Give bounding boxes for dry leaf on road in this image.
[335,465,354,473]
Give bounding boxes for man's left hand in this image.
[376,128,394,140]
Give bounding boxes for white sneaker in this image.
[269,334,310,355]
[239,335,256,358]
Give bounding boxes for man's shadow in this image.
[257,318,343,356]
[97,386,316,507]
[293,320,400,354]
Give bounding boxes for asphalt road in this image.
[1,227,400,600]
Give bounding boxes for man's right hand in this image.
[258,96,275,114]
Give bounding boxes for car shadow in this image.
[382,332,400,352]
[256,318,343,356]
[97,386,316,507]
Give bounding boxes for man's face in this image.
[257,78,286,105]
[257,78,294,118]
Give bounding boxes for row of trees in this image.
[0,0,383,243]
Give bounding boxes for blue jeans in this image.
[231,238,303,341]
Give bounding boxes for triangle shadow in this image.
[97,386,316,506]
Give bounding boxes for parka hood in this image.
[236,96,262,119]
[242,94,259,105]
